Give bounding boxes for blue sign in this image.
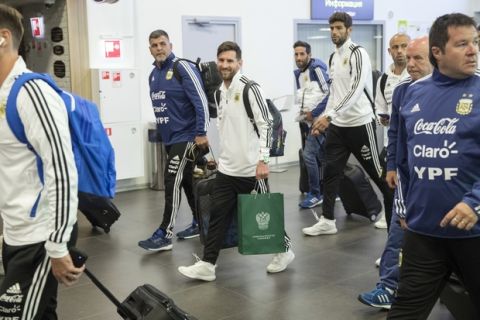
[311,0,374,20]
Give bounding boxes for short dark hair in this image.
[293,40,311,54]
[0,4,24,49]
[217,41,242,60]
[328,12,352,29]
[429,13,477,68]
[149,29,169,41]
[477,24,480,32]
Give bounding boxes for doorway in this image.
[182,16,241,158]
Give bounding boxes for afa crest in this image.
[234,92,240,102]
[456,95,473,115]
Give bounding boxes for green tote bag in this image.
[237,192,285,255]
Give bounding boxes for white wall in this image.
[113,0,476,188]
[375,0,472,68]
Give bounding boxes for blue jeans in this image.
[379,190,404,290]
[303,134,325,196]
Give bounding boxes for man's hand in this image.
[399,218,408,230]
[311,116,330,136]
[386,170,398,189]
[194,135,209,150]
[440,202,478,230]
[256,161,269,180]
[51,254,85,287]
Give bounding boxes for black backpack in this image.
[214,81,287,157]
[328,46,383,116]
[173,58,222,118]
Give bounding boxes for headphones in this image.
[0,37,5,47]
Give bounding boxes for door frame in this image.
[182,16,242,55]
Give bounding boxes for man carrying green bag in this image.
[238,191,286,255]
[178,41,294,282]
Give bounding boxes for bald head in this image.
[406,36,433,81]
[388,33,410,70]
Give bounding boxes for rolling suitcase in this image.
[339,163,382,221]
[70,249,197,320]
[439,274,478,320]
[194,174,238,248]
[78,192,121,233]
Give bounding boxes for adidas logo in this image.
[411,103,421,112]
[172,155,180,161]
[6,283,21,295]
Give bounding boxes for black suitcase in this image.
[194,174,238,248]
[299,149,309,194]
[339,163,382,221]
[440,274,478,320]
[70,249,197,320]
[78,192,121,233]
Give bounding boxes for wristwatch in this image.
[326,115,332,122]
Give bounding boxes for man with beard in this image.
[303,12,394,236]
[138,29,209,252]
[293,40,330,208]
[178,41,294,281]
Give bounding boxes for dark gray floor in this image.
[56,166,454,320]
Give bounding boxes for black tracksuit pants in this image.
[322,122,394,225]
[203,172,291,264]
[388,231,480,319]
[160,141,196,238]
[0,224,78,319]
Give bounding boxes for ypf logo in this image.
[255,212,270,230]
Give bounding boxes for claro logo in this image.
[414,118,458,135]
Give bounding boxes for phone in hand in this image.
[69,247,88,268]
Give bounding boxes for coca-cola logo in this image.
[414,118,458,135]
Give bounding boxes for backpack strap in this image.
[6,73,67,144]
[172,57,200,83]
[379,73,388,100]
[214,89,221,107]
[328,52,334,69]
[242,81,260,138]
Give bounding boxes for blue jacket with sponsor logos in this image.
[397,69,480,238]
[149,53,209,146]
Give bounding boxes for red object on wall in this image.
[104,40,121,58]
[105,127,112,136]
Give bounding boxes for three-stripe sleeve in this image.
[17,80,78,258]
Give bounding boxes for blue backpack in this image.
[6,73,116,199]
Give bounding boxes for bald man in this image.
[358,36,433,310]
[374,33,410,230]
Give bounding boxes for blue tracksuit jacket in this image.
[149,53,209,146]
[396,69,480,238]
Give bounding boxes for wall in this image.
[375,0,472,68]
[21,0,71,90]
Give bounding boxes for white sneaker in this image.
[266,250,295,273]
[178,256,216,281]
[375,257,381,268]
[375,211,388,229]
[302,216,338,236]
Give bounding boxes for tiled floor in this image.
[53,166,454,319]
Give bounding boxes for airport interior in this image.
[1,0,480,319]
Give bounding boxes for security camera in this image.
[45,0,55,8]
